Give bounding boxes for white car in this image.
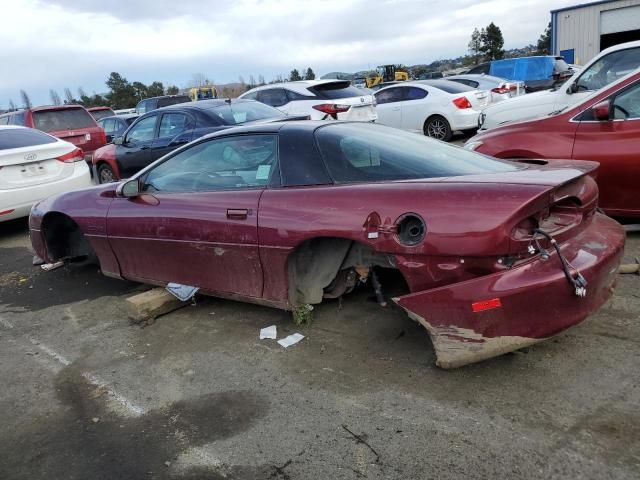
[374,80,490,141]
[479,40,640,130]
[0,126,92,222]
[446,74,525,103]
[238,80,377,122]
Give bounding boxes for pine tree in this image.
[304,68,315,80]
[289,69,302,81]
[468,28,482,64]
[480,22,505,60]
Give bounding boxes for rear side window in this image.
[33,108,96,132]
[0,116,8,125]
[316,123,517,183]
[158,113,191,138]
[467,64,489,75]
[257,89,289,107]
[90,109,115,121]
[0,128,57,150]
[405,87,428,100]
[308,82,365,99]
[157,96,190,108]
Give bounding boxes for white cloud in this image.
[1,0,577,107]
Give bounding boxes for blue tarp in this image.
[489,57,554,82]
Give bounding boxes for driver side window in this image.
[576,48,640,92]
[613,82,640,120]
[126,115,157,144]
[143,135,277,193]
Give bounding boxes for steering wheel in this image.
[614,104,629,118]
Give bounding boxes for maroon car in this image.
[466,69,640,218]
[29,122,624,368]
[0,105,107,164]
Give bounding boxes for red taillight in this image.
[0,209,15,216]
[452,97,472,109]
[57,147,84,163]
[312,103,351,119]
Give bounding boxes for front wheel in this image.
[97,164,117,184]
[424,116,452,142]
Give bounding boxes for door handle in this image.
[393,106,400,111]
[140,145,150,150]
[227,208,250,220]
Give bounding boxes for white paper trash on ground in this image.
[260,325,277,340]
[278,333,305,348]
[166,283,199,301]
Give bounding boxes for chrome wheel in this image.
[426,118,447,140]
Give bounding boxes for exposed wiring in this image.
[531,228,587,297]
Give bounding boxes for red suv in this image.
[465,70,640,218]
[0,105,106,163]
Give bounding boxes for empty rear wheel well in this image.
[286,237,405,306]
[41,212,95,262]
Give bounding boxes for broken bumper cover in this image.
[395,213,624,369]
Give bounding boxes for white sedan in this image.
[239,79,377,122]
[374,80,489,141]
[0,126,92,222]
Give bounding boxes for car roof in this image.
[88,106,113,111]
[100,114,138,121]
[155,98,259,112]
[0,125,27,130]
[30,104,88,112]
[140,94,190,101]
[243,79,351,95]
[447,74,506,83]
[414,79,473,89]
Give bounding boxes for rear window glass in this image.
[208,102,285,125]
[90,109,115,121]
[156,96,190,108]
[418,81,473,94]
[308,82,366,99]
[0,128,57,150]
[316,123,517,183]
[33,108,96,132]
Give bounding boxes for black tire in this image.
[424,115,452,142]
[97,163,117,184]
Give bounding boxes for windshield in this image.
[208,102,285,125]
[90,109,115,121]
[576,47,640,91]
[33,108,96,132]
[0,128,56,150]
[316,123,518,183]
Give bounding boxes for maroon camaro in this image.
[29,122,624,368]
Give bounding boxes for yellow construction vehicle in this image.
[364,65,409,88]
[189,86,218,101]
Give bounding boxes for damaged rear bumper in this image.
[394,213,624,369]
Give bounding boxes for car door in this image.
[399,86,429,132]
[106,134,278,297]
[150,112,194,161]
[116,114,158,178]
[572,80,640,216]
[373,87,405,128]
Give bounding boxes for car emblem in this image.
[360,97,365,103]
[24,153,37,161]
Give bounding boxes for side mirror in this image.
[591,100,611,121]
[113,136,124,145]
[117,179,140,198]
[105,134,114,143]
[568,82,578,94]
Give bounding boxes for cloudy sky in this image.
[1,0,578,108]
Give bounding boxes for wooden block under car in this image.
[126,287,188,323]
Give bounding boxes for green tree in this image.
[289,69,302,81]
[105,72,137,109]
[131,81,148,102]
[537,21,552,55]
[468,28,482,64]
[166,85,180,95]
[304,67,315,80]
[480,22,504,60]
